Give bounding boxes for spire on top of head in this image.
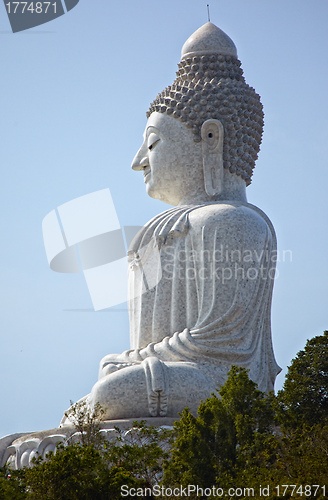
[181,22,238,59]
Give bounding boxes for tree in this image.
[277,423,328,487]
[163,366,276,493]
[0,465,27,500]
[1,403,171,499]
[64,400,105,448]
[277,330,328,428]
[162,408,215,489]
[163,361,328,498]
[22,443,142,500]
[14,419,172,499]
[107,421,172,488]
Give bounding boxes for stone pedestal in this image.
[0,418,176,469]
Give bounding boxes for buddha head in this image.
[132,23,264,206]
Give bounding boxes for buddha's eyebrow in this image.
[146,126,159,136]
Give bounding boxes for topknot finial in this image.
[181,22,237,59]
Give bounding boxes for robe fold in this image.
[103,201,281,394]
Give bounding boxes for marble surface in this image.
[181,22,238,59]
[0,418,176,469]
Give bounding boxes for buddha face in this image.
[131,112,204,206]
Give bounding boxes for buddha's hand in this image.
[99,353,140,379]
[101,362,134,377]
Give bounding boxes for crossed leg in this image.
[88,357,217,420]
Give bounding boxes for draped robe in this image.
[100,201,281,397]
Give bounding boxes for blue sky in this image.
[0,0,327,438]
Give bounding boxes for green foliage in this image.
[238,424,328,499]
[277,423,328,487]
[277,330,328,428]
[0,465,27,499]
[0,404,172,499]
[163,366,276,492]
[107,421,172,487]
[2,420,172,499]
[23,443,142,500]
[162,360,328,498]
[162,408,215,488]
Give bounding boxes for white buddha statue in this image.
[64,23,281,422]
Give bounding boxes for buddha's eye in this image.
[147,133,160,151]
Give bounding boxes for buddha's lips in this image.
[143,167,151,182]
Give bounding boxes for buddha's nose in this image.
[131,144,149,171]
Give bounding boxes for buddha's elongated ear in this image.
[201,119,224,197]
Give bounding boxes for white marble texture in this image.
[181,22,238,59]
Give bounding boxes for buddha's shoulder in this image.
[188,202,274,234]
